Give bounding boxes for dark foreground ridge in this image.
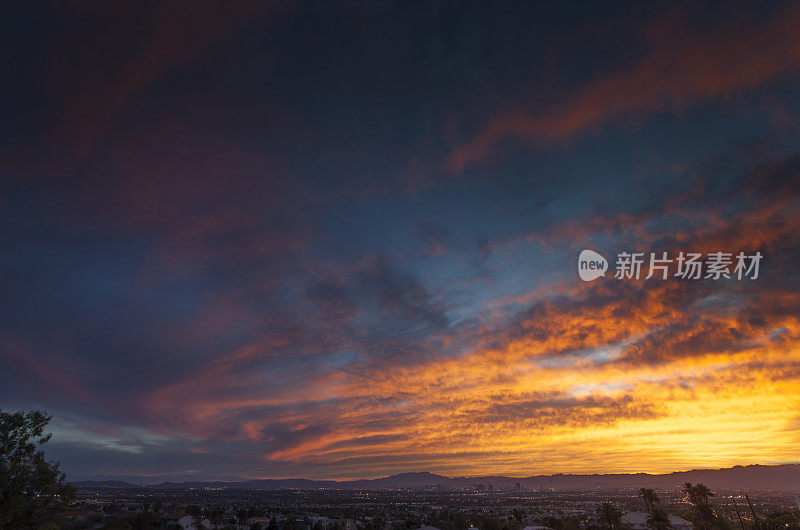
[72,463,800,490]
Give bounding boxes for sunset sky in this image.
[2,1,800,482]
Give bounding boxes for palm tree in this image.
[646,509,673,530]
[695,484,714,504]
[598,502,622,530]
[684,483,715,530]
[640,488,660,514]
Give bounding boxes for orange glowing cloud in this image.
[448,4,800,171]
[136,230,800,477]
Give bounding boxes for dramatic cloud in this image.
[1,1,799,481]
[448,3,800,171]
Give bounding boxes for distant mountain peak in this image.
[71,463,800,491]
[387,471,445,478]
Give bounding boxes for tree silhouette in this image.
[598,503,622,530]
[641,488,661,514]
[684,483,716,530]
[647,509,673,530]
[0,410,75,528]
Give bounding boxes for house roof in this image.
[621,511,692,528]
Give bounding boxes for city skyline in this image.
[2,1,800,482]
